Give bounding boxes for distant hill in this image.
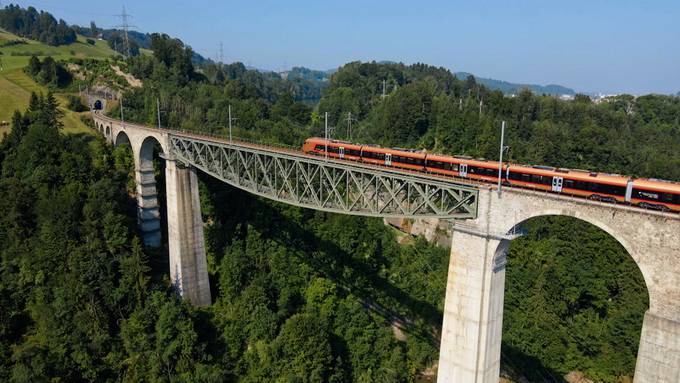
[455,71,575,95]
[281,66,332,81]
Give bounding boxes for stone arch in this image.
[134,135,165,249]
[499,210,652,294]
[114,130,131,147]
[106,125,111,137]
[438,187,680,383]
[138,135,165,167]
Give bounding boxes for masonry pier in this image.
[165,159,211,306]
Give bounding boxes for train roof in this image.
[633,178,680,193]
[426,153,501,168]
[365,146,427,158]
[508,164,630,185]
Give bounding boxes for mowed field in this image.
[0,28,117,137]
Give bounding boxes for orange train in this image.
[302,137,680,212]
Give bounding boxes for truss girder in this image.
[169,136,478,219]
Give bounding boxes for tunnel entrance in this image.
[499,216,649,382]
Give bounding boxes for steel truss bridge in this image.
[169,134,479,219]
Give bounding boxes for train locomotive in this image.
[302,137,680,212]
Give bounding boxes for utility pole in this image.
[497,121,507,196]
[228,105,237,143]
[157,97,161,129]
[345,111,356,141]
[381,79,387,99]
[479,99,483,116]
[324,112,329,161]
[115,6,136,58]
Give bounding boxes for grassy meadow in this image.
[0,28,117,136]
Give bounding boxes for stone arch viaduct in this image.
[93,112,680,383]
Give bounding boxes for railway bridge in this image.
[92,112,680,383]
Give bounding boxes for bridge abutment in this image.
[165,159,211,306]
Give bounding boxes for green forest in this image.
[1,26,675,383]
[0,5,76,46]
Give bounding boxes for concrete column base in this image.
[437,227,508,383]
[165,160,211,306]
[633,311,680,383]
[135,166,161,248]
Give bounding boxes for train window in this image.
[564,179,575,188]
[450,163,458,171]
[431,161,446,169]
[414,158,424,166]
[633,189,659,201]
[315,145,325,151]
[661,193,674,203]
[531,174,541,183]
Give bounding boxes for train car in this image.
[303,138,427,171]
[302,137,363,161]
[302,137,680,213]
[425,153,503,182]
[630,179,680,211]
[359,145,427,171]
[507,164,631,202]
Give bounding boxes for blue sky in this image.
[10,0,680,94]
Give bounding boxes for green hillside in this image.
[0,28,116,137]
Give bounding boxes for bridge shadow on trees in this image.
[199,174,444,347]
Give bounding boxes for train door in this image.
[624,180,633,202]
[459,164,468,177]
[339,147,345,159]
[552,176,563,192]
[385,153,392,166]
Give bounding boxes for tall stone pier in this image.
[135,164,162,247]
[100,115,212,306]
[438,187,680,383]
[165,159,211,306]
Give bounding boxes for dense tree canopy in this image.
[23,55,72,87]
[0,4,76,46]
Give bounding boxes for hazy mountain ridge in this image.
[456,71,575,95]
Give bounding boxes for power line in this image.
[114,6,136,58]
[345,111,357,141]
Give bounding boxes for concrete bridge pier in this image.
[135,165,162,247]
[165,159,211,306]
[634,311,680,382]
[437,224,510,382]
[437,187,680,383]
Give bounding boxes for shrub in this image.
[66,94,87,112]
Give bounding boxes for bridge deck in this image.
[94,112,680,221]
